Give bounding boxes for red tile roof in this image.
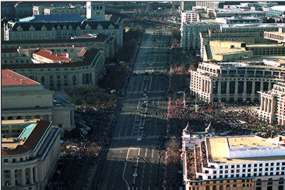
[2,69,39,87]
[33,49,71,63]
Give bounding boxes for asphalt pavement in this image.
[92,28,172,190]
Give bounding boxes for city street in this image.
[92,28,172,190]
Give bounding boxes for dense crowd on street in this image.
[46,106,114,190]
[167,100,285,138]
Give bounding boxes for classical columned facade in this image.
[258,82,285,126]
[190,61,285,104]
[259,92,276,124]
[190,73,273,103]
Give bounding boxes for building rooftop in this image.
[2,33,110,44]
[2,69,39,87]
[205,39,285,62]
[33,49,71,63]
[2,48,100,69]
[2,119,51,156]
[209,40,249,56]
[221,23,285,29]
[207,136,285,163]
[19,13,84,23]
[9,19,119,31]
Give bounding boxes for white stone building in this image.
[182,134,285,190]
[259,82,285,126]
[2,69,75,131]
[190,60,285,103]
[1,119,62,190]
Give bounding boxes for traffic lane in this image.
[149,75,168,93]
[97,154,126,190]
[122,148,162,190]
[113,112,134,138]
[109,138,161,149]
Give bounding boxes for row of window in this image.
[207,171,285,180]
[219,162,285,169]
[208,167,285,175]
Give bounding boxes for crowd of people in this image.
[166,98,285,138]
[46,107,115,190]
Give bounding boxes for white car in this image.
[137,137,142,141]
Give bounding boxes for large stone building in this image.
[3,2,123,48]
[2,47,105,90]
[1,119,62,190]
[181,126,285,190]
[1,33,116,61]
[181,22,221,51]
[190,60,285,103]
[200,24,285,57]
[259,82,285,126]
[203,40,285,62]
[2,69,75,131]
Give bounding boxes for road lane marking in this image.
[132,148,141,186]
[144,148,148,157]
[122,148,130,190]
[148,75,153,91]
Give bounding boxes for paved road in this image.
[92,28,172,190]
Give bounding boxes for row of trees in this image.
[115,28,144,62]
[65,86,117,109]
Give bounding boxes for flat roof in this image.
[207,136,285,163]
[221,23,285,28]
[2,33,110,44]
[2,69,40,87]
[209,40,249,56]
[2,119,51,156]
